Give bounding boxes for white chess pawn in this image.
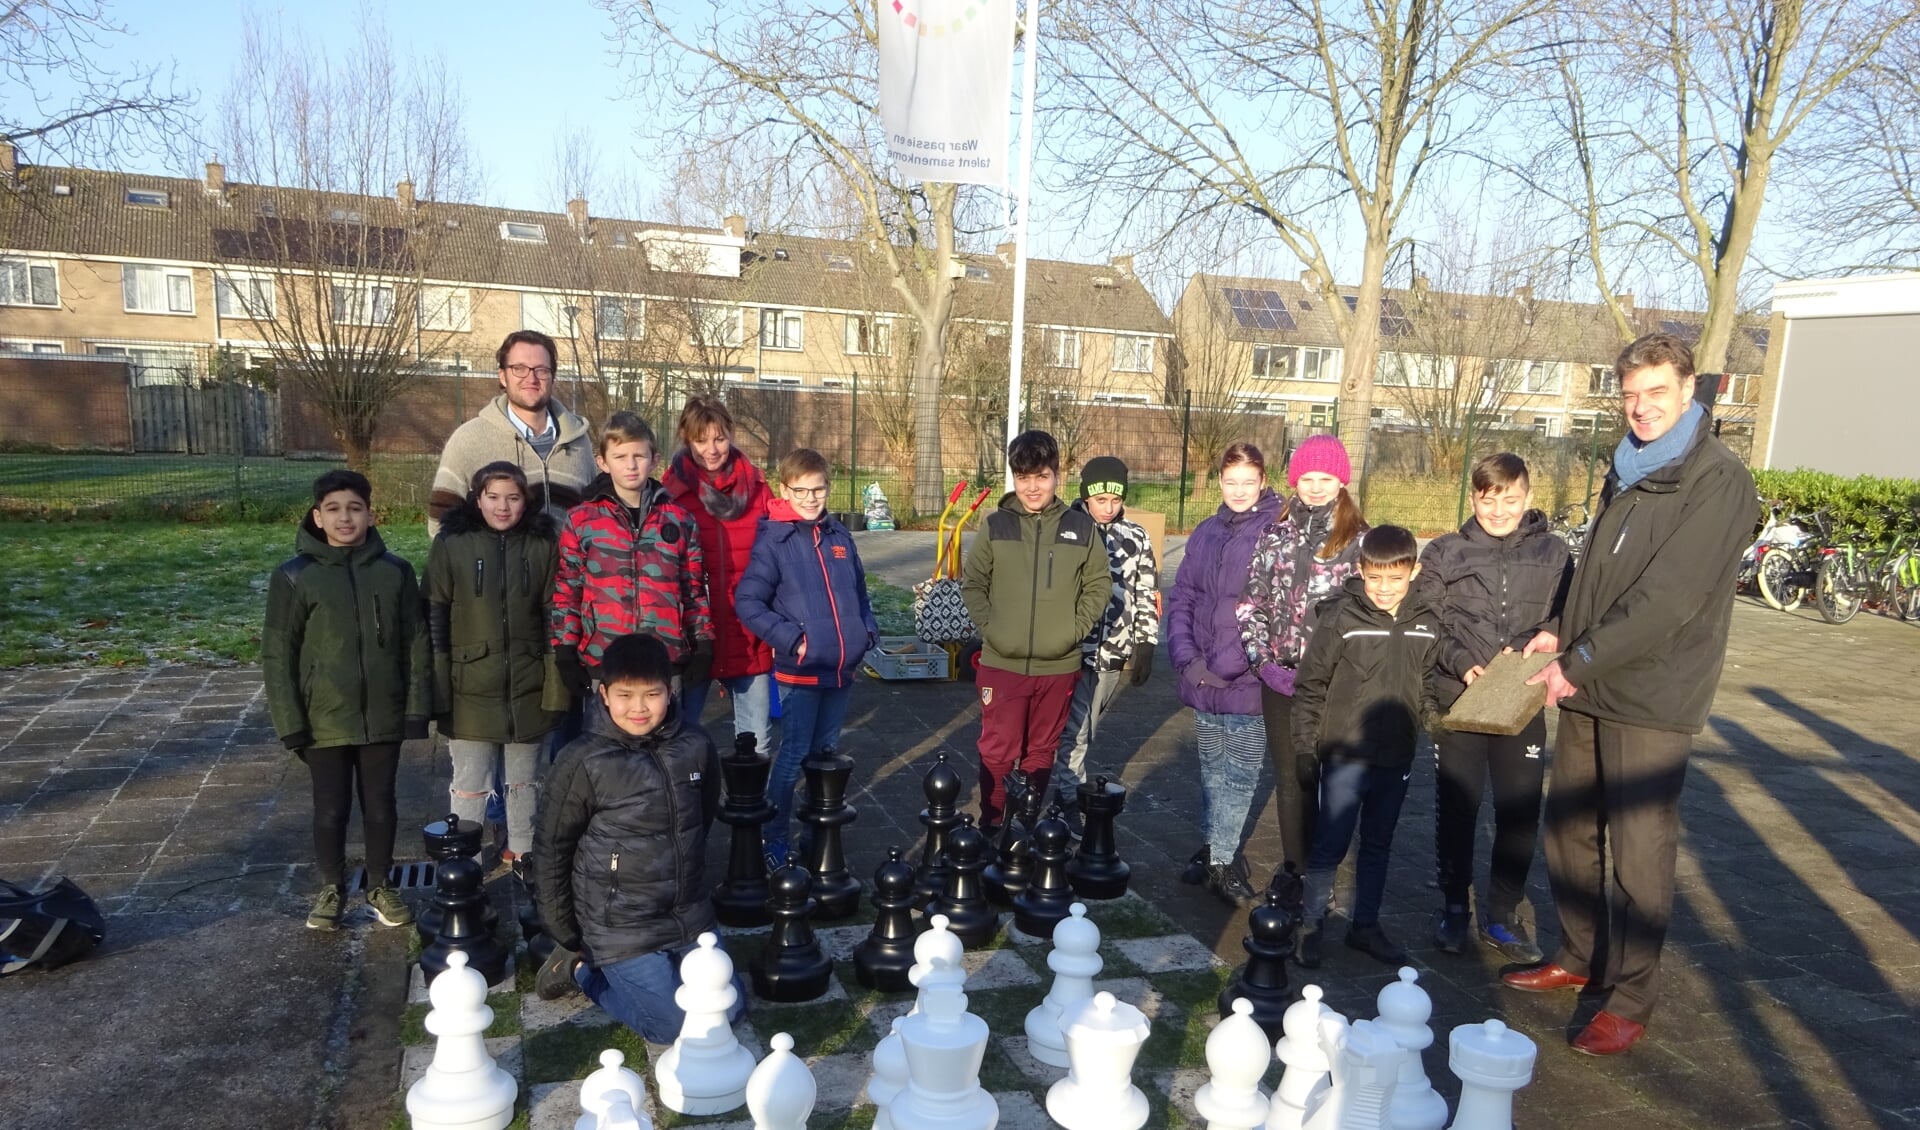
[1267,985,1337,1130]
[1376,968,1447,1130]
[1023,901,1102,1068]
[746,1033,817,1130]
[576,1049,652,1130]
[654,932,756,1115]
[892,981,998,1130]
[866,1017,910,1130]
[908,913,966,1013]
[1047,991,1151,1130]
[1303,1018,1407,1130]
[1196,998,1272,1130]
[1444,1020,1535,1130]
[406,950,517,1130]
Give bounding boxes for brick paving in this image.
[1,574,1917,1127]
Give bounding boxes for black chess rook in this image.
[1065,776,1132,899]
[712,733,775,928]
[1219,888,1297,1039]
[419,816,509,986]
[913,752,963,908]
[926,815,1001,948]
[1012,806,1077,940]
[752,857,835,1003]
[853,847,918,992]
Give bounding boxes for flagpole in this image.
[1004,0,1040,493]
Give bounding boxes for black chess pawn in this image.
[926,816,1000,948]
[853,847,918,992]
[416,814,498,942]
[712,733,775,928]
[419,830,510,986]
[1012,806,1077,939]
[752,856,835,1003]
[982,779,1044,905]
[1065,776,1132,900]
[1219,887,1298,1039]
[913,751,963,908]
[798,747,862,919]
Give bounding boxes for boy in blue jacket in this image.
[735,448,879,869]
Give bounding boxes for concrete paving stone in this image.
[989,1089,1054,1130]
[1113,934,1227,974]
[65,737,152,758]
[1000,1035,1067,1086]
[962,946,1045,990]
[0,833,84,866]
[56,870,146,899]
[80,794,193,824]
[58,841,162,873]
[521,990,617,1032]
[528,1080,585,1130]
[112,768,207,799]
[1090,976,1179,1021]
[801,1050,873,1112]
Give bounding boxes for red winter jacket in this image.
[663,449,774,680]
[551,476,713,668]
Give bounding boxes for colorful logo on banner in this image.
[889,0,989,37]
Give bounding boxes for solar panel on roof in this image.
[1746,327,1770,351]
[1221,286,1297,331]
[1660,319,1701,342]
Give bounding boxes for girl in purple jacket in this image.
[1166,442,1282,906]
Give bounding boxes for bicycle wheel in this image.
[1816,556,1862,624]
[1757,551,1802,612]
[1892,553,1920,622]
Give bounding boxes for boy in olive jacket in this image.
[264,470,430,931]
[960,430,1110,830]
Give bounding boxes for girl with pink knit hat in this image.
[1236,433,1369,901]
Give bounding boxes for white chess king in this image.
[406,950,517,1130]
[654,932,756,1115]
[1046,991,1151,1130]
[891,980,998,1130]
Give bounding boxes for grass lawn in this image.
[0,520,917,668]
[0,452,441,522]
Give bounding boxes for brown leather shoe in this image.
[1500,962,1589,992]
[1571,1010,1646,1056]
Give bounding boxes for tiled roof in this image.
[0,162,1169,335]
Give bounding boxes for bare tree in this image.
[1520,0,1916,369]
[1,0,191,166]
[1167,313,1263,500]
[1049,0,1550,478]
[944,322,1012,488]
[1788,17,1920,267]
[601,0,998,512]
[212,14,479,471]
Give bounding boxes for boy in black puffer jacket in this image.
[1418,453,1573,963]
[1292,526,1440,969]
[530,633,739,1040]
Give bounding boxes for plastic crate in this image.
[863,636,951,681]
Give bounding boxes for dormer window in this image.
[965,264,990,281]
[329,208,364,223]
[772,248,790,261]
[825,254,854,272]
[126,188,170,208]
[499,221,548,243]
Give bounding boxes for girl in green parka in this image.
[263,470,430,931]
[427,461,563,876]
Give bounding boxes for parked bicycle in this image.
[1814,507,1920,624]
[1550,501,1590,563]
[1740,500,1814,609]
[1756,509,1834,613]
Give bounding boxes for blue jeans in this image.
[1052,665,1125,800]
[576,943,749,1044]
[681,673,775,759]
[1304,759,1411,928]
[766,683,854,850]
[1195,711,1267,865]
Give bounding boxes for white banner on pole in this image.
[877,0,1016,186]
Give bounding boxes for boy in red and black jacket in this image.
[551,412,714,696]
[734,447,878,868]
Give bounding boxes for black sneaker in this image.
[1480,919,1545,965]
[1267,864,1306,917]
[1058,804,1085,839]
[1346,922,1409,966]
[1432,905,1470,954]
[1204,862,1257,907]
[1297,921,1324,968]
[1180,846,1208,886]
[536,945,583,1000]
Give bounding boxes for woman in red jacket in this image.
[663,396,775,758]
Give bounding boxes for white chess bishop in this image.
[1302,1015,1409,1130]
[1195,998,1272,1130]
[1267,985,1337,1130]
[866,1016,911,1130]
[891,980,998,1130]
[1444,1020,1535,1130]
[1375,968,1447,1130]
[1046,991,1151,1130]
[1023,902,1101,1068]
[406,950,518,1130]
[575,1049,651,1130]
[654,932,756,1115]
[746,1033,817,1130]
[908,913,967,1012]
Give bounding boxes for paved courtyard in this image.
[1,534,1916,1127]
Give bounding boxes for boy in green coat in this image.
[264,470,430,930]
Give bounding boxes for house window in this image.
[122,264,195,314]
[1371,406,1404,420]
[1236,399,1284,415]
[825,254,854,272]
[215,275,274,320]
[1720,373,1759,405]
[690,302,743,348]
[1,258,58,307]
[332,282,396,325]
[1588,365,1619,396]
[965,263,991,280]
[125,188,170,207]
[844,314,892,356]
[1091,392,1150,405]
[521,293,567,336]
[602,365,646,406]
[1307,403,1335,428]
[1533,415,1563,438]
[1300,347,1336,382]
[595,296,642,340]
[759,373,802,386]
[1112,334,1153,373]
[1522,360,1562,395]
[1569,413,1600,436]
[1251,345,1294,380]
[418,286,471,332]
[1,339,63,353]
[499,221,548,243]
[1043,328,1080,368]
[94,344,197,386]
[760,308,803,351]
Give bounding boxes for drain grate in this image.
[347,860,436,892]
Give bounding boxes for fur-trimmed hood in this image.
[437,496,559,540]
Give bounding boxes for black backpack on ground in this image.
[0,877,106,975]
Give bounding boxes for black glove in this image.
[682,640,714,688]
[404,716,429,741]
[555,647,591,698]
[281,730,312,754]
[1127,642,1155,687]
[1295,753,1321,792]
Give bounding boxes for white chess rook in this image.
[1302,1018,1409,1130]
[1023,901,1102,1068]
[1046,991,1151,1130]
[747,1033,817,1130]
[1444,1020,1536,1130]
[1195,998,1272,1130]
[1267,985,1336,1130]
[866,1017,910,1130]
[891,981,998,1130]
[1375,968,1447,1130]
[575,1048,650,1130]
[406,950,518,1130]
[654,932,756,1115]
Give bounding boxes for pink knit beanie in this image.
[1286,434,1353,488]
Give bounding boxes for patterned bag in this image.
[913,577,976,644]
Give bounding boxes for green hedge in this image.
[1751,469,1920,541]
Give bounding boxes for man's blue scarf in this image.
[1612,400,1705,490]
